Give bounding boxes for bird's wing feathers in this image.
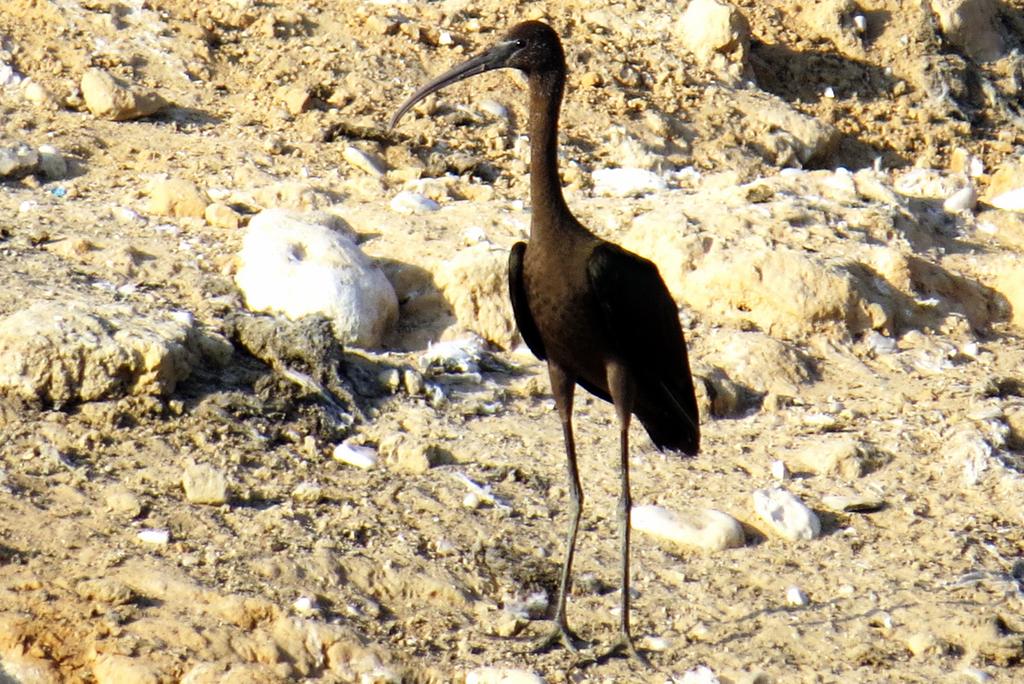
[508,242,547,361]
[586,242,700,452]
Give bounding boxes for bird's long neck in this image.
[527,69,571,240]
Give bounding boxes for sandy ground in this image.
[1,0,1024,681]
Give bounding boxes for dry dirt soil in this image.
[2,0,1024,682]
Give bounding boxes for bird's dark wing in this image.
[586,242,700,454]
[508,241,547,361]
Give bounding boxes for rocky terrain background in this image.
[2,0,1024,681]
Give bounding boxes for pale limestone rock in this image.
[699,330,816,396]
[795,437,886,479]
[676,0,753,85]
[235,209,398,348]
[681,246,889,339]
[80,68,168,120]
[986,159,1024,211]
[182,462,230,505]
[147,177,208,218]
[753,488,821,541]
[204,202,242,229]
[93,654,162,684]
[435,244,517,349]
[632,505,745,552]
[930,0,1005,62]
[724,89,840,166]
[0,301,200,406]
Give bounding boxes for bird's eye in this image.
[514,39,526,48]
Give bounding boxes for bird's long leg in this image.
[533,361,585,653]
[602,361,648,665]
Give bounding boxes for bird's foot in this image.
[599,633,649,666]
[531,621,585,654]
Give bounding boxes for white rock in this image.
[943,184,977,213]
[592,167,667,197]
[753,488,821,541]
[137,529,170,545]
[770,459,789,480]
[678,665,721,684]
[342,145,386,177]
[293,595,318,616]
[332,441,379,469]
[420,337,485,375]
[991,187,1024,211]
[785,585,809,606]
[478,98,509,119]
[235,209,398,348]
[390,190,440,214]
[465,667,545,684]
[631,505,745,551]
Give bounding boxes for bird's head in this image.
[389,20,565,129]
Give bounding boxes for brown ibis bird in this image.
[390,21,700,661]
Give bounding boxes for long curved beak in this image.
[389,40,519,130]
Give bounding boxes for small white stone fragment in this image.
[943,184,977,213]
[864,330,897,355]
[961,667,992,683]
[990,187,1024,211]
[639,635,671,651]
[679,665,720,684]
[342,145,386,177]
[390,190,439,214]
[786,585,809,606]
[420,337,484,375]
[332,442,379,469]
[631,505,745,551]
[770,459,789,480]
[465,667,545,684]
[824,86,836,98]
[137,529,170,545]
[753,488,821,541]
[293,595,318,616]
[592,167,667,197]
[853,14,867,34]
[478,98,509,119]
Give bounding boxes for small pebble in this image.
[343,145,386,177]
[592,167,666,197]
[961,667,992,683]
[821,493,884,512]
[293,595,318,616]
[390,190,439,214]
[943,184,977,213]
[770,459,789,480]
[291,481,323,503]
[679,665,721,684]
[182,462,229,505]
[137,529,170,545]
[403,369,425,395]
[785,585,809,606]
[332,442,379,469]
